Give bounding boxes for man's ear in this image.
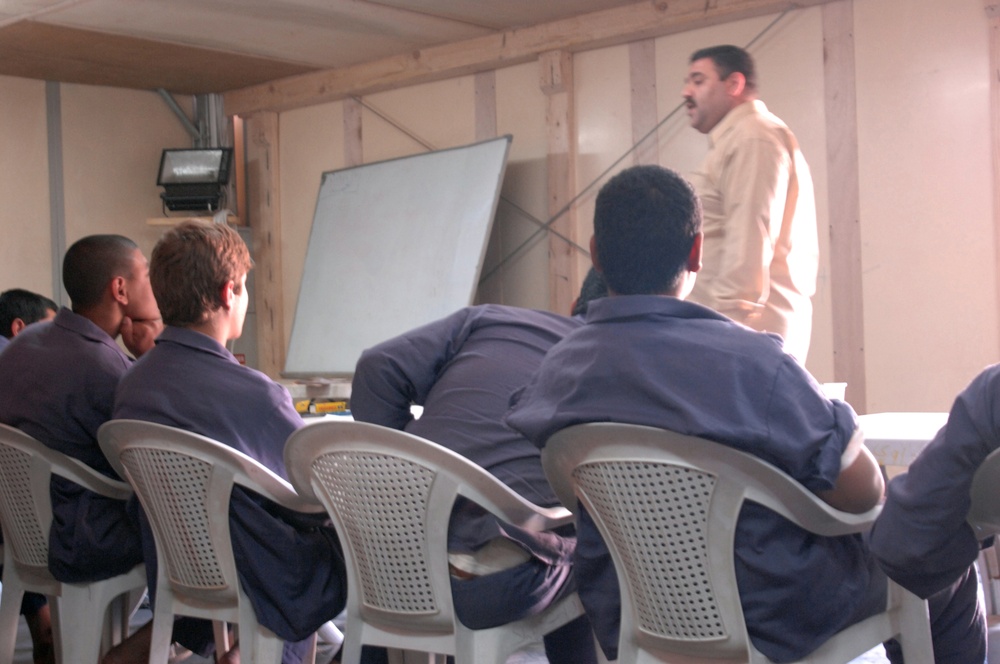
[110,275,129,306]
[220,280,236,311]
[590,235,603,274]
[726,71,747,97]
[687,232,704,273]
[9,318,25,337]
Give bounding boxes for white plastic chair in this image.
[283,420,586,664]
[0,423,147,664]
[542,422,935,664]
[98,419,326,664]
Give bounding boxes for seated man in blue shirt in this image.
[504,164,984,663]
[868,367,993,656]
[0,287,58,664]
[352,297,603,664]
[110,220,348,664]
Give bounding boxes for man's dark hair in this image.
[62,235,138,311]
[593,165,702,296]
[690,45,758,92]
[572,267,608,316]
[0,289,57,338]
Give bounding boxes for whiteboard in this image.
[283,136,512,378]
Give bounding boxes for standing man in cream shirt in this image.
[682,45,818,362]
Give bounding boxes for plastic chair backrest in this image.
[98,419,319,605]
[543,422,881,662]
[284,420,572,637]
[0,423,133,574]
[969,446,1000,539]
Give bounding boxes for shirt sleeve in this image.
[867,367,1000,597]
[712,134,791,323]
[350,307,477,429]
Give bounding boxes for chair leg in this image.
[50,587,105,664]
[339,631,363,664]
[213,621,231,656]
[897,588,934,664]
[243,622,282,664]
[148,599,176,664]
[0,581,26,664]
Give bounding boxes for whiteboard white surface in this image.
[284,136,512,378]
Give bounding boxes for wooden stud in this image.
[987,0,1000,357]
[822,0,867,412]
[630,39,659,166]
[540,50,578,315]
[244,111,285,379]
[475,71,498,141]
[343,97,363,167]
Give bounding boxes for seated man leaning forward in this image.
[351,300,602,664]
[0,235,158,585]
[112,220,347,664]
[504,164,984,663]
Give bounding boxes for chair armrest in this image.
[235,465,327,515]
[55,456,134,501]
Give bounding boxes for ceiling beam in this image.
[224,0,839,116]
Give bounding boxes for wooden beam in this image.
[540,51,578,315]
[987,0,1000,358]
[630,39,659,166]
[822,1,867,412]
[244,112,286,379]
[224,0,840,116]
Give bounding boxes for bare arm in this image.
[816,428,884,513]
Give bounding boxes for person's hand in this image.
[120,316,163,358]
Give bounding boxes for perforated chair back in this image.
[285,420,584,664]
[0,423,147,664]
[543,422,934,664]
[98,419,324,664]
[969,446,1000,539]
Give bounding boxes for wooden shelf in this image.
[147,214,240,226]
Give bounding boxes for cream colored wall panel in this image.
[60,84,191,258]
[855,0,994,411]
[279,100,345,346]
[362,77,475,164]
[0,76,51,298]
[478,61,552,311]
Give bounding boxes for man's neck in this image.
[74,304,123,340]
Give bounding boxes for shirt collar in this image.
[54,306,119,347]
[156,325,240,364]
[708,99,768,147]
[585,294,730,324]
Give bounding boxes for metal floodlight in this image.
[157,148,233,212]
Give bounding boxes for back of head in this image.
[690,44,758,93]
[151,220,253,327]
[0,289,58,338]
[593,165,702,296]
[62,235,139,311]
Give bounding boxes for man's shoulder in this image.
[468,303,580,334]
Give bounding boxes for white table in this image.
[857,412,948,467]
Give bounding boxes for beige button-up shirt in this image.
[687,99,818,362]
